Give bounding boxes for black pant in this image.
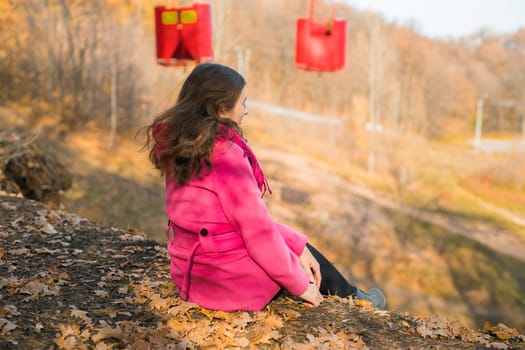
[306,243,358,297]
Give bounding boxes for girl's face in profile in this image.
[222,86,248,125]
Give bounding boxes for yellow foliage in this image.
[0,1,16,37]
[0,1,11,12]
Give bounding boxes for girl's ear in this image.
[218,106,229,119]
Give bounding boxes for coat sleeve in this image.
[276,223,308,257]
[212,142,309,296]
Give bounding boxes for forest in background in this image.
[1,0,524,141]
[1,0,525,332]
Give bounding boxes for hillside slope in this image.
[1,194,524,349]
[1,104,524,342]
[253,142,525,331]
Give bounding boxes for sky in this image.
[343,0,525,39]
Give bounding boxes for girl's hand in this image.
[299,246,322,289]
[299,283,323,307]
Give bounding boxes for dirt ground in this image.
[1,194,524,349]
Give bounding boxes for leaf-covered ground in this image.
[1,194,524,349]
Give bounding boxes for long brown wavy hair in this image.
[144,63,246,185]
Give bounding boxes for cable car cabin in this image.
[295,0,346,72]
[154,3,213,67]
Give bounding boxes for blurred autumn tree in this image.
[1,0,152,134]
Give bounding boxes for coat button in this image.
[200,228,208,236]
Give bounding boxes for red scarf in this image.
[217,125,272,197]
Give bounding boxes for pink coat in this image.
[161,138,309,311]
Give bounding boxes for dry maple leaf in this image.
[416,324,433,338]
[198,308,231,320]
[91,324,124,343]
[35,322,44,333]
[257,312,283,328]
[149,293,173,309]
[1,304,20,316]
[249,326,282,345]
[94,290,109,298]
[70,308,92,324]
[93,342,112,350]
[118,285,128,294]
[0,317,17,334]
[49,239,71,247]
[166,317,190,336]
[0,203,16,210]
[0,276,19,290]
[54,335,78,350]
[111,296,134,306]
[19,280,47,296]
[80,328,91,342]
[34,247,61,254]
[185,319,212,343]
[129,339,152,350]
[489,341,510,349]
[41,222,58,234]
[484,321,520,341]
[8,248,31,256]
[119,233,145,241]
[354,299,373,308]
[279,308,301,320]
[344,332,369,350]
[231,312,253,330]
[53,324,86,350]
[237,336,250,347]
[58,323,81,338]
[167,301,200,317]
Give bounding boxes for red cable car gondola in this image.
[154,2,213,67]
[295,0,347,72]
